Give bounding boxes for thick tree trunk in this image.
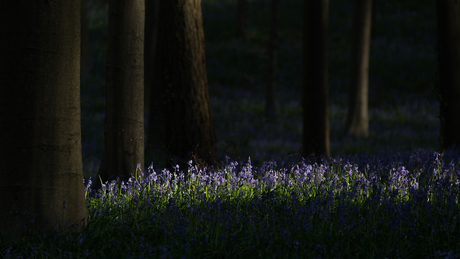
[436,0,460,151]
[0,0,88,240]
[345,0,372,138]
[302,0,330,158]
[265,0,279,118]
[96,0,145,188]
[159,0,218,167]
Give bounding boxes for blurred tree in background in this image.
[302,0,330,158]
[345,0,372,138]
[436,0,460,152]
[265,0,280,118]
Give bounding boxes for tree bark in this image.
[145,0,167,167]
[345,0,372,138]
[0,0,88,240]
[159,0,218,167]
[96,0,145,189]
[302,0,330,158]
[265,0,279,118]
[144,0,160,119]
[436,0,460,151]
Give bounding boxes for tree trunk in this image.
[302,0,330,158]
[145,0,167,167]
[0,0,88,240]
[236,0,248,38]
[159,0,218,168]
[436,0,460,151]
[95,0,145,189]
[144,0,160,120]
[345,0,372,138]
[265,0,279,118]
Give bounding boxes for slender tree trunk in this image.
[236,0,248,38]
[345,0,372,138]
[144,0,160,120]
[436,0,460,151]
[159,0,218,167]
[302,0,330,158]
[145,0,167,167]
[265,0,279,118]
[146,68,166,168]
[0,0,88,240]
[95,0,145,189]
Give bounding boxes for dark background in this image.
[81,0,439,177]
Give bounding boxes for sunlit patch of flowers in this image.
[24,150,447,258]
[3,150,460,258]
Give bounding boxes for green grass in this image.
[3,151,460,258]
